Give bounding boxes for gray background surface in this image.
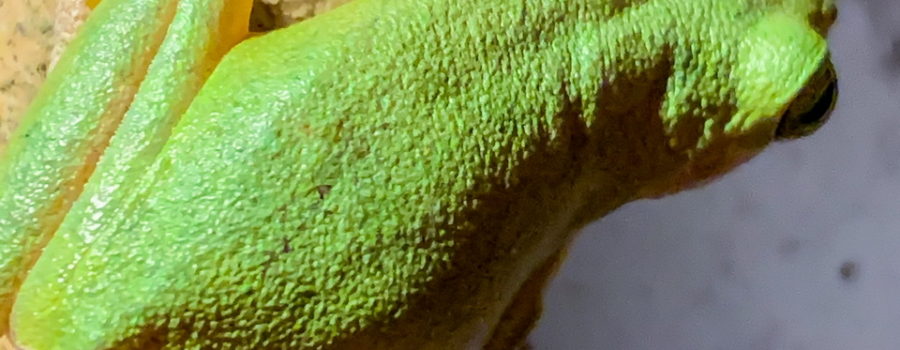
[531,1,900,349]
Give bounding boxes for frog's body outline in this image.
[0,0,837,348]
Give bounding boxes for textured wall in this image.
[532,1,900,349]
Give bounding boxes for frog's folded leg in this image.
[0,0,252,341]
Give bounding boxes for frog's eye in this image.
[775,58,838,140]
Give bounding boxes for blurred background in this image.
[532,1,900,349]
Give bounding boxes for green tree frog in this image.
[0,0,837,348]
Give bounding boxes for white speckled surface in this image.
[532,1,900,349]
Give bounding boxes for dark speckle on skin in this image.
[840,261,858,282]
[282,236,293,254]
[316,185,332,199]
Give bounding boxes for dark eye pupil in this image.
[798,80,837,125]
[775,64,838,141]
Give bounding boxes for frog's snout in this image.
[775,57,838,140]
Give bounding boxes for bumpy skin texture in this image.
[2,0,835,349]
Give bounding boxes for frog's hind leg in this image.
[3,0,253,347]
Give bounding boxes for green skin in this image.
[0,0,836,348]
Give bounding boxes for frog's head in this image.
[634,5,838,198]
